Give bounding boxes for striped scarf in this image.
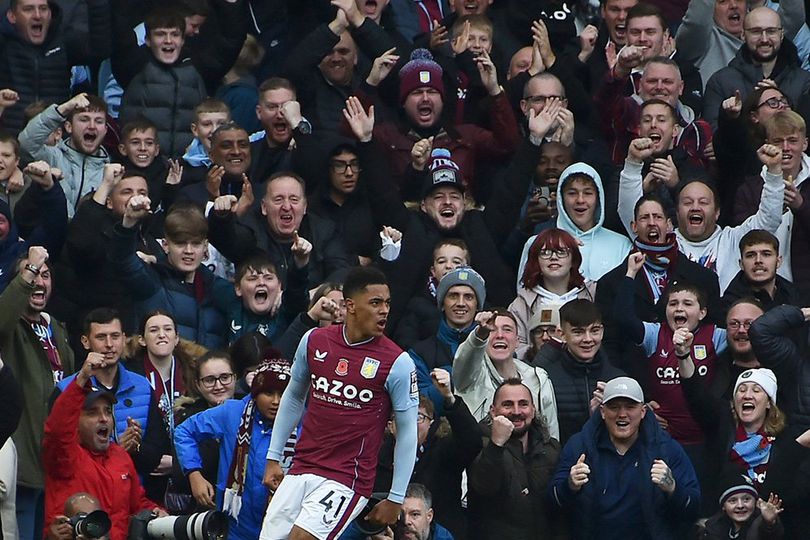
[223,399,255,520]
[729,423,773,484]
[634,232,679,273]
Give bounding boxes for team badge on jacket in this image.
[693,345,707,360]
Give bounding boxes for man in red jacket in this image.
[43,353,165,540]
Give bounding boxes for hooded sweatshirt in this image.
[518,163,632,287]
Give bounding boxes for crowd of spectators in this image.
[2,0,810,538]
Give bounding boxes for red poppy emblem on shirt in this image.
[335,359,349,376]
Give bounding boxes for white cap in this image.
[602,377,644,404]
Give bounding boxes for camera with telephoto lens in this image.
[69,510,111,539]
[127,510,228,540]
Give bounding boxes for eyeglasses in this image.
[331,160,362,174]
[523,95,566,106]
[538,248,571,259]
[199,373,235,388]
[417,413,433,424]
[745,27,782,38]
[532,326,558,337]
[727,320,753,330]
[757,97,790,110]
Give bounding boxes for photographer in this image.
[46,493,108,540]
[43,353,166,540]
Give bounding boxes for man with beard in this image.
[618,136,784,293]
[703,7,810,129]
[720,230,800,319]
[466,379,561,540]
[596,55,712,168]
[0,245,73,540]
[710,299,766,400]
[550,376,700,539]
[18,92,110,218]
[734,111,810,300]
[391,484,453,540]
[362,47,520,199]
[284,0,395,134]
[596,192,719,377]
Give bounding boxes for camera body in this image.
[69,510,111,539]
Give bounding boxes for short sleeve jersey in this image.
[290,324,418,496]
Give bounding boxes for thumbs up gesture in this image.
[568,454,591,492]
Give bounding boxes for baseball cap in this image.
[83,389,117,409]
[602,377,644,404]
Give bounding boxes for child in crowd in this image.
[700,474,784,539]
[174,355,298,540]
[215,253,309,345]
[618,252,726,453]
[181,99,232,184]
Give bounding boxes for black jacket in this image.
[110,0,246,94]
[59,200,162,333]
[208,210,352,290]
[308,186,379,261]
[750,305,810,430]
[468,417,561,540]
[376,396,481,540]
[0,0,110,133]
[720,271,801,321]
[534,343,625,446]
[119,58,207,158]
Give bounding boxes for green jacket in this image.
[0,274,74,488]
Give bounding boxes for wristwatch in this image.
[25,263,40,275]
[296,118,312,135]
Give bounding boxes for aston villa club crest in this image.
[335,359,349,376]
[419,70,431,83]
[693,345,707,360]
[361,357,380,379]
[432,169,456,184]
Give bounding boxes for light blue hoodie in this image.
[517,163,631,288]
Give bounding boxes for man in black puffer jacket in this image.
[0,0,110,134]
[119,7,206,158]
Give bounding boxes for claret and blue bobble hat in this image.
[399,48,445,104]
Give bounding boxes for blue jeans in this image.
[16,486,43,540]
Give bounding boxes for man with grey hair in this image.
[394,484,452,540]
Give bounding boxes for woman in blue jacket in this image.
[174,352,297,539]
